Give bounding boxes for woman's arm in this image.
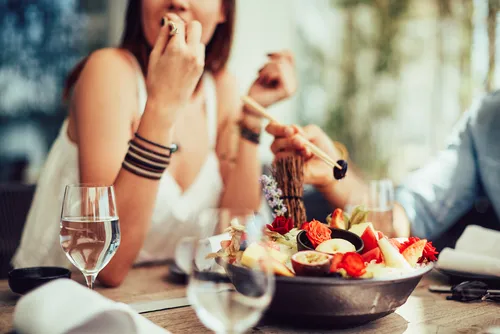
[216,51,298,212]
[73,16,205,287]
[215,72,262,211]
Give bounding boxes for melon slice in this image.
[402,239,427,267]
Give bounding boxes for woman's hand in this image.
[266,122,342,189]
[146,14,205,127]
[248,50,297,108]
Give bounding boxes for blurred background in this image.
[0,0,498,185]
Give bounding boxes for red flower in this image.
[400,237,439,263]
[302,219,332,248]
[267,216,294,235]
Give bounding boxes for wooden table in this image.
[1,266,500,334]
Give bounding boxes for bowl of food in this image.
[211,206,438,328]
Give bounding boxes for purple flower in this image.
[259,174,287,217]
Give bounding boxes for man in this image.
[267,93,500,244]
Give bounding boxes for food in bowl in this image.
[291,251,332,277]
[209,206,438,280]
[316,238,356,254]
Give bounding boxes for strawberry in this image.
[329,208,346,229]
[339,252,367,277]
[329,253,344,273]
[402,239,427,267]
[362,247,383,264]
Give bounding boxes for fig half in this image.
[291,251,332,277]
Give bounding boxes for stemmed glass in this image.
[345,179,394,234]
[59,184,121,289]
[185,208,275,334]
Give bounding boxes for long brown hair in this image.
[63,0,235,100]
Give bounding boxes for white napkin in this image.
[175,233,230,273]
[437,225,500,277]
[14,279,171,334]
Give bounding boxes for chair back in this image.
[0,183,35,278]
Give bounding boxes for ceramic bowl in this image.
[297,227,364,254]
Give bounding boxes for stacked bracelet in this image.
[238,120,261,145]
[134,133,179,155]
[122,133,177,180]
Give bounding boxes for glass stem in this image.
[84,273,97,290]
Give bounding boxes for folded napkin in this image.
[437,225,500,277]
[175,233,230,273]
[14,279,171,334]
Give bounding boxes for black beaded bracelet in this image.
[134,133,179,155]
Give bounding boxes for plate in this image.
[436,268,500,288]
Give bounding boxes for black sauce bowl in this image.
[8,267,72,295]
[297,227,364,254]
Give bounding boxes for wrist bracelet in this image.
[134,132,179,156]
[122,138,172,180]
[238,120,261,145]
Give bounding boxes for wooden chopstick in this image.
[241,96,342,170]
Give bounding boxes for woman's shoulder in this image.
[75,48,139,91]
[69,48,141,126]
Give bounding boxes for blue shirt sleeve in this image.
[395,99,483,240]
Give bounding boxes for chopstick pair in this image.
[241,96,342,170]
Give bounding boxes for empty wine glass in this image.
[186,208,275,334]
[59,184,121,289]
[345,179,394,235]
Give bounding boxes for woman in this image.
[13,0,297,287]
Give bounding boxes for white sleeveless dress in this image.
[12,59,224,268]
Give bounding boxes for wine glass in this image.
[186,208,275,334]
[59,184,121,289]
[345,179,394,235]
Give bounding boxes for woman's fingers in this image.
[150,18,172,64]
[268,50,295,64]
[165,14,186,49]
[270,135,307,154]
[186,20,202,46]
[258,62,281,86]
[265,122,296,137]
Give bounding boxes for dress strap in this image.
[203,73,218,150]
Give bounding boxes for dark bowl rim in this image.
[297,228,364,253]
[8,266,71,280]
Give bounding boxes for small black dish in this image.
[297,227,364,254]
[8,267,71,295]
